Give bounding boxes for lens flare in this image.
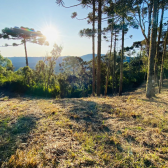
[42,26,58,42]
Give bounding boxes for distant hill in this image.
[8,56,65,72]
[7,54,131,72]
[7,54,97,72]
[81,54,105,62]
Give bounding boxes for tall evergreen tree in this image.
[96,0,102,96]
[146,0,159,98]
[154,0,167,87]
[57,0,97,96]
[114,0,135,96]
[0,27,48,66]
[159,24,168,93]
[92,0,96,96]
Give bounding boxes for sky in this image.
[0,0,167,57]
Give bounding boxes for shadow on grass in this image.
[53,98,125,165]
[55,98,113,132]
[141,97,168,106]
[0,90,50,100]
[0,115,37,166]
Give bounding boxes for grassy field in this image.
[0,80,168,168]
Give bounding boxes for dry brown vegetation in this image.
[0,80,168,168]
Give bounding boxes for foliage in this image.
[0,54,14,71]
[0,51,151,98]
[0,26,49,66]
[1,27,48,45]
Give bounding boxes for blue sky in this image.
[0,0,166,57]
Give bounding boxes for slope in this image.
[0,80,168,167]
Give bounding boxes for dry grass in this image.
[0,80,168,167]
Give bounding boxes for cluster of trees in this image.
[1,45,164,98]
[57,0,168,98]
[0,0,168,99]
[0,44,92,98]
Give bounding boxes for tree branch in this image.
[56,0,81,8]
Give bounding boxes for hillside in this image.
[7,54,130,72]
[7,54,95,72]
[0,81,168,167]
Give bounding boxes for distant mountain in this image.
[7,55,97,72]
[81,54,131,63]
[7,54,131,72]
[81,54,106,62]
[8,56,67,72]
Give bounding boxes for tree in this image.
[104,23,114,96]
[72,0,97,96]
[113,0,135,96]
[34,43,62,93]
[22,66,34,85]
[56,0,97,96]
[46,43,62,91]
[0,54,14,71]
[60,56,89,94]
[112,25,119,94]
[97,0,102,96]
[154,0,167,87]
[58,0,103,96]
[61,56,83,76]
[79,0,103,96]
[146,0,158,98]
[92,0,96,96]
[103,2,116,96]
[119,16,125,96]
[104,1,121,94]
[132,0,152,56]
[35,60,47,86]
[0,26,49,66]
[159,25,168,93]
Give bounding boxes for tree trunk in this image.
[24,38,28,66]
[113,30,117,94]
[159,30,168,93]
[105,25,113,96]
[96,0,102,96]
[147,1,152,56]
[92,0,96,96]
[154,3,164,87]
[146,0,158,98]
[119,16,124,96]
[139,45,142,72]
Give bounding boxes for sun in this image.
[42,26,58,42]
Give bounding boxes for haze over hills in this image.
[7,54,101,72]
[7,54,131,72]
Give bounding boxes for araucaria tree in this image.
[56,0,98,96]
[0,26,48,66]
[146,0,158,98]
[109,0,137,96]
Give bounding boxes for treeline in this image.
[57,0,168,98]
[1,44,167,98]
[0,0,168,98]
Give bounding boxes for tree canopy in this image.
[0,26,49,66]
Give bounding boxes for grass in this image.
[0,80,168,167]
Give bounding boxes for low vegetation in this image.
[0,50,159,99]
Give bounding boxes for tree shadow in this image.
[54,98,114,133]
[141,97,168,106]
[0,88,52,101]
[0,114,37,166]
